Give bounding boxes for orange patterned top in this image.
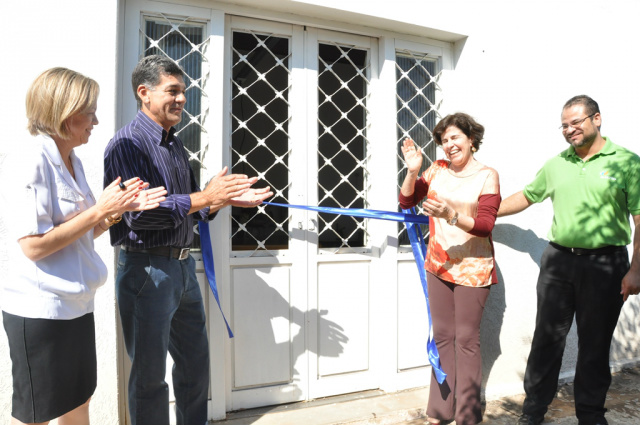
[423,160,497,287]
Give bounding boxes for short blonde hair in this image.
[26,67,99,139]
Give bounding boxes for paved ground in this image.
[212,364,640,425]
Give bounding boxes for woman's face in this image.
[66,106,99,146]
[440,125,473,167]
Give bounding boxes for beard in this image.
[565,132,596,148]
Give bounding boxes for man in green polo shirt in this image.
[498,95,640,425]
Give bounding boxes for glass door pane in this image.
[317,43,370,249]
[231,30,291,252]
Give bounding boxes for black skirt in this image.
[2,311,97,422]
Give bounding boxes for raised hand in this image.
[401,137,422,174]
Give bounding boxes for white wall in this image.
[0,1,121,423]
[309,0,640,398]
[0,0,639,423]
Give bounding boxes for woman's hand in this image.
[401,137,422,174]
[126,186,167,211]
[422,196,454,221]
[96,177,146,217]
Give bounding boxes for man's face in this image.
[140,73,186,131]
[560,104,600,149]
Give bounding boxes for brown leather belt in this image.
[121,245,191,260]
[549,242,625,256]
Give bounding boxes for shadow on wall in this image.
[480,223,548,390]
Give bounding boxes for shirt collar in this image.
[563,136,616,161]
[136,110,177,145]
[39,134,87,200]
[40,134,81,174]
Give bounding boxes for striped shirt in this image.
[104,110,211,248]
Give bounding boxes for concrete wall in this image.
[0,0,639,423]
[312,0,640,398]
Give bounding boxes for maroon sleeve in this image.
[468,193,501,237]
[398,176,429,209]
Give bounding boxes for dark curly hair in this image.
[433,112,485,152]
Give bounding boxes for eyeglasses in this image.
[559,113,596,132]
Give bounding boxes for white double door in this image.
[223,17,427,412]
[121,2,431,416]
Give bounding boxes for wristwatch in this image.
[447,211,459,226]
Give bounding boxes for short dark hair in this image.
[563,95,600,116]
[131,55,185,109]
[433,112,485,151]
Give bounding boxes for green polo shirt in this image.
[523,137,640,249]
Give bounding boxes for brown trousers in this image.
[426,273,490,425]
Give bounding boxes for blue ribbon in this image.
[403,208,447,384]
[198,202,446,382]
[263,201,431,224]
[198,221,234,338]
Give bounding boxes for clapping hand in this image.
[227,186,273,208]
[127,186,167,211]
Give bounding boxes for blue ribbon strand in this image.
[403,208,447,384]
[198,221,234,338]
[263,201,431,224]
[198,202,446,382]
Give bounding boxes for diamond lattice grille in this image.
[317,43,371,250]
[395,50,442,246]
[231,31,291,254]
[143,15,209,249]
[144,16,209,185]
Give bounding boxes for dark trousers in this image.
[426,273,490,425]
[116,250,210,425]
[522,244,627,425]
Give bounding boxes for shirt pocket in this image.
[54,177,86,223]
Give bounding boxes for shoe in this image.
[517,414,543,425]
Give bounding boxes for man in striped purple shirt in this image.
[104,55,271,425]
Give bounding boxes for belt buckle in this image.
[178,248,190,260]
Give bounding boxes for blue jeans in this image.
[522,244,627,425]
[116,249,209,425]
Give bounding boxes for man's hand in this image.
[621,267,640,302]
[227,186,273,208]
[190,166,258,214]
[621,215,640,302]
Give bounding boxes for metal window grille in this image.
[143,15,208,249]
[230,30,291,254]
[395,50,442,246]
[317,42,371,251]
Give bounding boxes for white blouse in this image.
[0,134,107,319]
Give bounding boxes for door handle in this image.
[308,219,317,231]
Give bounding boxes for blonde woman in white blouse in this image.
[0,68,166,425]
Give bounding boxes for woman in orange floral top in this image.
[399,113,501,425]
